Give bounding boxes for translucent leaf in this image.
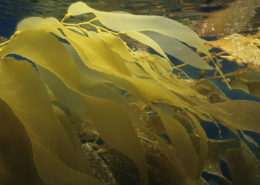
[246,80,260,98]
[17,17,62,36]
[98,32,135,62]
[229,70,260,98]
[142,31,213,69]
[67,1,210,56]
[125,31,168,59]
[0,98,43,185]
[225,142,260,185]
[0,30,147,185]
[0,58,103,185]
[214,100,260,132]
[193,81,228,103]
[38,66,87,112]
[153,107,199,181]
[229,78,250,94]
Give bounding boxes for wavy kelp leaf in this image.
[229,70,260,98]
[246,80,260,98]
[61,28,209,178]
[0,30,147,185]
[0,58,103,185]
[41,66,149,185]
[67,1,210,56]
[193,81,228,103]
[153,107,199,181]
[141,144,193,185]
[204,140,226,180]
[225,142,260,185]
[2,7,255,185]
[213,100,260,132]
[60,25,210,182]
[229,78,250,94]
[17,17,62,36]
[142,31,213,69]
[186,112,208,177]
[63,30,132,76]
[0,98,43,185]
[61,28,184,106]
[98,32,135,62]
[125,31,169,59]
[230,79,260,98]
[38,66,87,112]
[14,17,212,120]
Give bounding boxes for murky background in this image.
[0,0,259,38]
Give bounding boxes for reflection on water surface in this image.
[0,0,259,37]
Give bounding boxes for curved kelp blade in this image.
[0,98,44,185]
[67,1,210,56]
[141,31,212,70]
[202,100,260,132]
[0,30,147,185]
[214,100,260,132]
[0,58,104,185]
[125,31,169,60]
[152,107,199,182]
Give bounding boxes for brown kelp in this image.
[0,1,260,185]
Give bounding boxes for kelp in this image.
[0,1,260,185]
[204,32,260,98]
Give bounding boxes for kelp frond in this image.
[0,1,260,185]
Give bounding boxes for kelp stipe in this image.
[0,1,260,185]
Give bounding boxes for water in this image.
[0,0,259,38]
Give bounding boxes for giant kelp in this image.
[0,1,260,185]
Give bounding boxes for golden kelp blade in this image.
[152,107,199,181]
[229,70,260,98]
[0,30,147,185]
[0,58,104,185]
[1,2,260,184]
[209,140,260,185]
[67,1,212,68]
[215,100,260,132]
[0,98,43,185]
[225,144,260,185]
[3,20,205,184]
[67,1,207,54]
[125,31,169,59]
[142,31,213,69]
[202,100,260,132]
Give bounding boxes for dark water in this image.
[0,0,259,38]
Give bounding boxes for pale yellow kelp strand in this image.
[66,1,213,70]
[67,1,210,56]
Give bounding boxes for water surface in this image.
[0,0,259,38]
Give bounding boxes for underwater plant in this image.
[0,1,260,185]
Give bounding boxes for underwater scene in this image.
[0,0,259,185]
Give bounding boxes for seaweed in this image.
[0,1,260,185]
